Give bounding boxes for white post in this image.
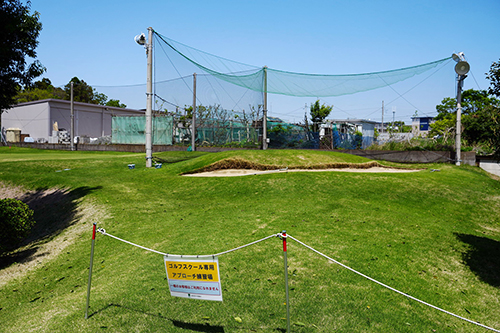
[145,27,153,168]
[85,223,97,319]
[282,231,291,333]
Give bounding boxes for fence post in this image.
[282,231,291,333]
[85,223,97,319]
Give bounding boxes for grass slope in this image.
[0,147,499,333]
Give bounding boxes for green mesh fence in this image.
[112,115,173,145]
[174,117,261,147]
[99,31,453,150]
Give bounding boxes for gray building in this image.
[1,99,144,143]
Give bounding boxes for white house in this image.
[411,116,435,136]
[1,99,144,143]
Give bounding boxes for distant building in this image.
[411,116,434,136]
[1,99,144,143]
[323,119,377,149]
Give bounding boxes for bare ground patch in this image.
[0,182,107,287]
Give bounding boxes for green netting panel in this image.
[174,120,261,147]
[265,61,449,97]
[112,115,173,145]
[153,115,174,145]
[154,31,452,97]
[196,125,260,146]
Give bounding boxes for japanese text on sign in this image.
[165,261,219,282]
[164,256,223,302]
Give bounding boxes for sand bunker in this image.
[185,167,421,177]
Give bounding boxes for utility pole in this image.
[381,101,384,134]
[145,27,153,167]
[392,107,395,132]
[70,82,75,151]
[191,73,197,152]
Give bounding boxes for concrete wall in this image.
[377,133,413,144]
[11,142,255,153]
[336,150,476,165]
[477,156,500,177]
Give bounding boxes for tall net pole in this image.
[191,73,197,151]
[263,67,268,150]
[145,27,153,167]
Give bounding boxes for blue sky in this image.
[32,0,500,123]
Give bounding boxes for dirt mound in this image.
[185,158,382,174]
[183,158,421,177]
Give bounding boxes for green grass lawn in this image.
[0,147,499,332]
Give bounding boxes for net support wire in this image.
[286,233,500,333]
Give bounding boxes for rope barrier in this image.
[94,227,499,331]
[96,228,280,258]
[287,234,500,333]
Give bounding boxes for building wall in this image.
[360,122,375,149]
[2,99,144,142]
[412,117,434,137]
[2,102,51,141]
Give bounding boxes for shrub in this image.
[0,198,35,253]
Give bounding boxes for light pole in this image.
[452,52,470,166]
[262,66,268,150]
[135,28,154,167]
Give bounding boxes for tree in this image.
[431,89,500,154]
[105,99,127,108]
[462,105,500,149]
[309,100,332,132]
[0,0,45,134]
[15,77,127,107]
[64,77,108,105]
[486,58,500,98]
[485,59,500,156]
[15,78,65,103]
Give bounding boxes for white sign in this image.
[164,256,223,301]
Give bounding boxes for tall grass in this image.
[0,147,499,332]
